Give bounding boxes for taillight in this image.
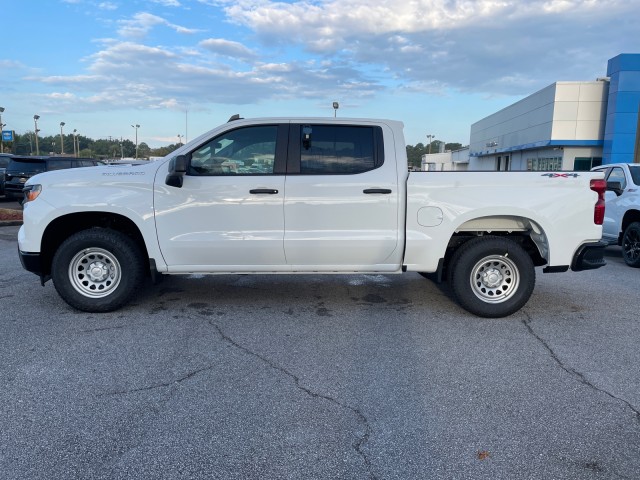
[590,179,606,225]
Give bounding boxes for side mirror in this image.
[166,155,187,188]
[606,180,624,196]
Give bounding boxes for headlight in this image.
[23,184,42,203]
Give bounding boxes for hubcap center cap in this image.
[482,268,503,288]
[88,262,109,282]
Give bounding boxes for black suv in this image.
[0,153,11,197]
[4,156,104,200]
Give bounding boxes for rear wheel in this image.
[51,228,144,312]
[621,222,640,267]
[448,236,535,318]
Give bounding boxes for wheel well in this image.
[444,231,546,267]
[620,210,640,244]
[437,216,548,282]
[40,212,149,277]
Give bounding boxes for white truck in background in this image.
[18,116,607,317]
[592,162,640,267]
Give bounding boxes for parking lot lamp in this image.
[34,115,40,156]
[131,124,140,159]
[72,129,78,157]
[177,134,183,146]
[60,122,65,154]
[426,134,435,154]
[0,107,4,153]
[332,101,339,117]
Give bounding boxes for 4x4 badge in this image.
[541,173,579,178]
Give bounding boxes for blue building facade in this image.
[603,54,640,164]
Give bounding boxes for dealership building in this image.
[458,54,640,171]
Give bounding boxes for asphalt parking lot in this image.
[1,225,638,480]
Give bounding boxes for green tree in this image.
[406,140,466,169]
[137,142,151,159]
[150,143,181,157]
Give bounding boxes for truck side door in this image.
[154,124,288,270]
[283,123,401,270]
[602,166,628,242]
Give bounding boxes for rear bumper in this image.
[571,241,607,271]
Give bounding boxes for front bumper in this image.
[571,241,607,271]
[19,250,44,276]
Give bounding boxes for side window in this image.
[299,125,382,174]
[47,160,73,171]
[188,125,278,175]
[76,160,95,167]
[607,167,627,190]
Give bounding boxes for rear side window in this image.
[8,159,46,174]
[76,160,98,167]
[47,160,73,171]
[299,125,383,174]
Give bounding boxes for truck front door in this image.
[154,124,289,270]
[602,166,628,243]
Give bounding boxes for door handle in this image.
[250,188,279,194]
[363,188,392,194]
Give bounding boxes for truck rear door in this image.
[283,123,401,270]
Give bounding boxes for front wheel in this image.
[51,228,144,312]
[622,222,640,267]
[448,236,535,318]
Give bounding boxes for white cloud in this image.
[98,2,117,10]
[21,0,640,119]
[199,38,257,60]
[216,0,639,95]
[30,41,381,112]
[151,0,182,6]
[118,12,200,38]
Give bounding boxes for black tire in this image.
[51,228,144,312]
[448,236,535,318]
[621,222,640,267]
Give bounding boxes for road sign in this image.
[2,130,14,142]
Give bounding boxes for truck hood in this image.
[26,160,165,189]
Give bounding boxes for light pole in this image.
[177,134,183,146]
[332,101,339,117]
[34,115,40,155]
[0,107,5,153]
[60,122,65,154]
[131,124,140,159]
[426,134,435,154]
[73,129,78,157]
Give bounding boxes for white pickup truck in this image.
[592,162,640,267]
[18,116,607,317]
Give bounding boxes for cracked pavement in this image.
[1,225,639,479]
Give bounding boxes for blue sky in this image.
[1,0,638,148]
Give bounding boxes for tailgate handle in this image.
[363,188,392,194]
[250,188,279,194]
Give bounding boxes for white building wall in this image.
[551,82,608,140]
[470,84,556,155]
[421,148,470,171]
[469,80,608,170]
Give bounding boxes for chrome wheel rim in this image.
[68,248,122,298]
[470,254,519,304]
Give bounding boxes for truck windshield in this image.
[8,160,46,174]
[629,166,640,186]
